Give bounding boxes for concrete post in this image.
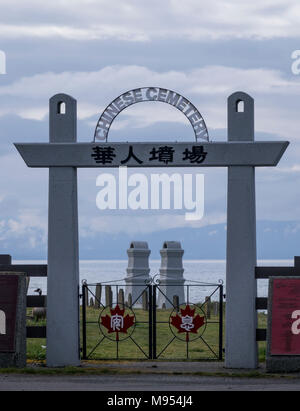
[158,241,185,309]
[226,92,258,369]
[47,94,80,367]
[125,242,150,306]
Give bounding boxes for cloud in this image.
[1,65,300,100]
[0,65,299,140]
[0,24,148,42]
[275,164,300,173]
[0,0,299,259]
[0,0,300,41]
[0,204,47,250]
[79,212,227,237]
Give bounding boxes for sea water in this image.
[19,259,293,302]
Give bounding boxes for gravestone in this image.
[205,296,211,319]
[173,295,179,313]
[95,284,102,308]
[213,301,219,317]
[158,241,185,309]
[142,290,148,311]
[127,293,132,308]
[0,273,27,368]
[118,289,125,306]
[105,285,112,306]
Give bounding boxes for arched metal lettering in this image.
[94,87,209,142]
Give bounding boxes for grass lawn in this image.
[26,306,268,362]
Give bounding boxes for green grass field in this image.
[26,306,268,362]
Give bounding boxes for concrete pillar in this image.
[125,242,150,306]
[158,241,185,309]
[47,94,80,367]
[225,92,258,369]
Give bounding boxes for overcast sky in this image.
[0,0,300,259]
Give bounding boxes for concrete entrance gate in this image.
[15,90,288,368]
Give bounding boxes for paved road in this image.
[1,374,300,391]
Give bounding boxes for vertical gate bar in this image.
[153,285,157,360]
[186,285,189,359]
[148,285,153,360]
[82,283,87,360]
[78,285,81,360]
[219,284,224,361]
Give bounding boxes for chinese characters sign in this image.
[170,305,206,342]
[94,87,209,142]
[269,278,300,355]
[15,141,289,168]
[91,144,207,166]
[0,276,18,352]
[100,305,135,341]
